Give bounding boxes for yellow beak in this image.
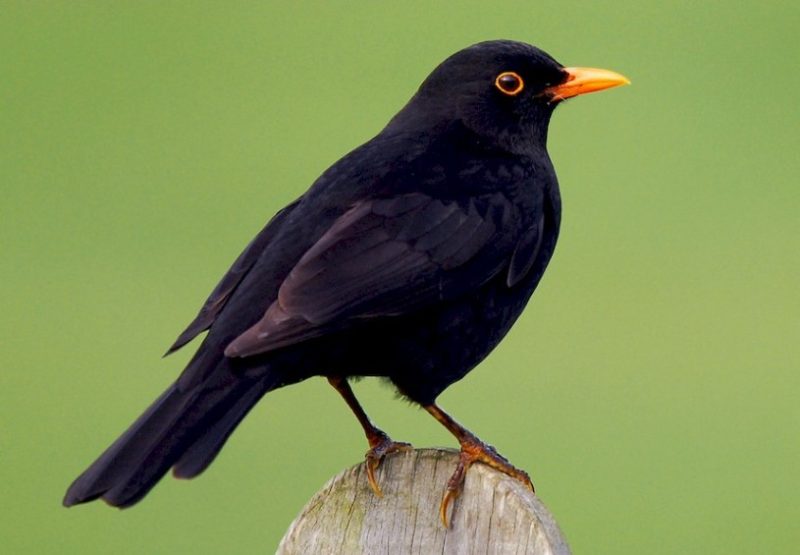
[543,67,630,101]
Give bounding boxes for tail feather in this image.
[63,384,191,506]
[63,356,277,508]
[173,383,265,479]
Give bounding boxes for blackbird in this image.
[63,40,628,525]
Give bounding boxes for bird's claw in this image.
[439,439,534,528]
[364,432,412,497]
[440,458,468,527]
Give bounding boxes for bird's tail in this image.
[63,354,279,508]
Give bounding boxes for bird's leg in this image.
[327,377,412,496]
[423,403,534,527]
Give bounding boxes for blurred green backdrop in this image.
[2,1,798,553]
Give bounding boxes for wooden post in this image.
[278,448,571,554]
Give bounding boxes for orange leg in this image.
[423,403,534,527]
[328,377,412,496]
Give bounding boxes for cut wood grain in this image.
[278,448,571,555]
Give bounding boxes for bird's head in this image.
[388,40,629,153]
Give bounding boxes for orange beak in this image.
[543,67,630,101]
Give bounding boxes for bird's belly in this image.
[354,277,536,404]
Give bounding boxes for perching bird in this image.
[63,40,628,525]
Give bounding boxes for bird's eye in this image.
[495,71,524,96]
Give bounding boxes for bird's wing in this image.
[507,215,545,287]
[224,193,524,357]
[166,199,301,355]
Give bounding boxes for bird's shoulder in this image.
[304,121,544,204]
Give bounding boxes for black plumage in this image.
[64,40,628,523]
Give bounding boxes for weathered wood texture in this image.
[278,448,571,555]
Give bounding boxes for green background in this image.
[2,1,798,553]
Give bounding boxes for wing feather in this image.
[224,193,517,358]
[165,199,300,355]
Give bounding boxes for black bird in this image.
[64,40,628,525]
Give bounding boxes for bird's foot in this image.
[440,436,534,527]
[364,431,412,497]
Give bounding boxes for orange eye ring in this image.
[495,71,524,96]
